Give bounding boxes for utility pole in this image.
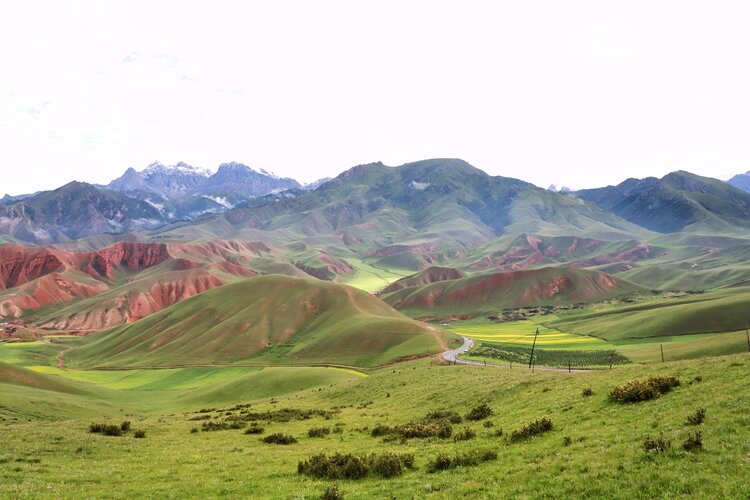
[529,328,540,370]
[660,344,664,363]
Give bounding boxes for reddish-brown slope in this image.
[382,267,647,317]
[382,266,466,294]
[0,245,66,289]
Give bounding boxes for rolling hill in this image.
[381,267,647,318]
[72,275,450,368]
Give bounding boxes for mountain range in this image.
[2,158,750,328]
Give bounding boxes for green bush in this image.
[298,452,414,480]
[308,427,331,438]
[609,375,680,403]
[453,427,477,442]
[682,431,702,451]
[133,430,146,439]
[120,421,131,432]
[262,433,297,445]
[465,404,493,421]
[426,449,497,473]
[321,485,344,500]
[687,408,706,425]
[581,384,593,397]
[424,409,462,424]
[244,426,264,435]
[510,417,553,442]
[89,423,123,437]
[643,435,671,453]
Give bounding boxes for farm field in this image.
[0,345,749,498]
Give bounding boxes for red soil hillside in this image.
[381,266,647,318]
[0,240,275,327]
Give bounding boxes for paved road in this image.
[442,336,589,373]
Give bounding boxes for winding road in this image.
[442,336,589,373]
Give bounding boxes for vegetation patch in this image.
[89,422,126,436]
[465,404,492,421]
[471,344,629,368]
[201,421,245,432]
[510,417,554,441]
[609,375,680,403]
[682,431,703,451]
[643,435,671,453]
[424,409,462,424]
[581,384,593,397]
[453,427,477,442]
[262,433,297,445]
[308,427,331,438]
[228,407,338,423]
[686,408,706,425]
[298,452,415,480]
[426,449,498,473]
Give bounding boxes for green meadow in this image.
[1,338,749,498]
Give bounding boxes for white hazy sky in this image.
[1,1,749,196]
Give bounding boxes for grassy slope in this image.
[548,287,750,340]
[72,275,450,369]
[0,354,748,497]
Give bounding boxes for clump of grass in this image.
[465,404,492,421]
[426,449,497,473]
[581,384,593,397]
[483,420,494,428]
[89,423,123,437]
[563,436,573,446]
[453,427,477,442]
[687,408,706,425]
[682,431,703,451]
[201,421,245,432]
[190,427,199,434]
[321,484,343,500]
[231,408,338,423]
[424,409,463,424]
[298,452,414,480]
[187,415,212,421]
[609,375,680,403]
[120,421,131,432]
[262,433,297,445]
[398,421,452,439]
[308,427,331,438]
[244,425,264,435]
[133,430,146,439]
[643,435,671,453]
[510,417,553,442]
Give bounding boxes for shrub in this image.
[120,421,131,432]
[643,435,671,453]
[581,384,593,397]
[563,436,572,446]
[298,452,414,480]
[190,427,199,434]
[399,421,453,439]
[244,426,264,435]
[483,420,494,428]
[682,431,703,451]
[232,408,338,423]
[687,408,706,425]
[424,409,462,424]
[133,430,146,439]
[370,424,394,437]
[201,421,245,432]
[609,375,680,403]
[262,433,297,445]
[370,452,414,479]
[308,427,331,438]
[510,417,553,442]
[321,485,344,500]
[465,404,493,421]
[426,449,497,473]
[89,423,123,436]
[453,427,477,442]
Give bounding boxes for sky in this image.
[1,1,749,196]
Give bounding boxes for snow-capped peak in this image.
[142,161,212,178]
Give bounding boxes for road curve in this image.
[442,336,589,373]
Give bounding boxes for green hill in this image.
[72,275,450,368]
[382,267,647,318]
[577,171,750,234]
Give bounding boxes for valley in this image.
[2,159,750,498]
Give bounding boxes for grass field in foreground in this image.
[0,353,749,497]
